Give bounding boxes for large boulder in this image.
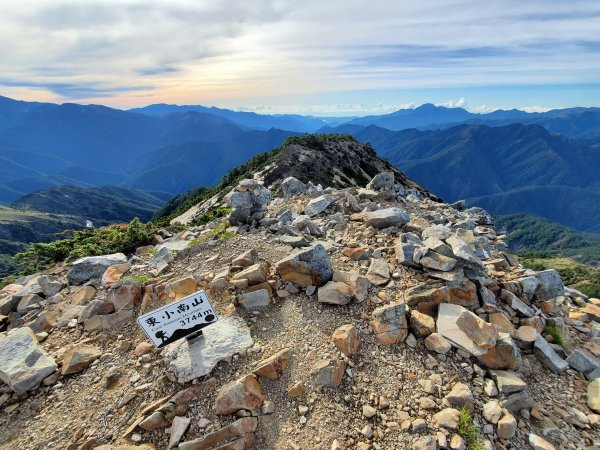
[67,253,128,285]
[363,208,409,229]
[533,269,565,301]
[0,328,57,393]
[366,172,395,191]
[436,303,487,357]
[304,194,336,217]
[534,335,568,373]
[227,180,271,226]
[280,176,307,197]
[276,244,333,286]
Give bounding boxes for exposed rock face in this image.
[0,327,57,393]
[276,244,333,286]
[67,253,128,285]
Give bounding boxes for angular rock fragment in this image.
[61,344,102,375]
[67,253,128,285]
[331,324,360,356]
[314,358,346,387]
[0,327,57,394]
[280,177,307,197]
[304,194,336,217]
[179,417,258,450]
[276,244,333,286]
[215,374,264,416]
[363,208,409,229]
[318,281,353,305]
[370,302,408,345]
[253,348,291,380]
[456,310,498,349]
[490,370,527,394]
[478,332,521,370]
[534,335,568,373]
[366,258,390,286]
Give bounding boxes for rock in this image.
[168,416,191,449]
[497,413,517,439]
[370,302,408,345]
[534,270,565,301]
[331,324,360,356]
[101,263,132,288]
[149,247,174,272]
[0,294,19,315]
[436,304,486,357]
[318,281,353,305]
[232,263,269,286]
[281,177,307,197]
[483,400,503,424]
[425,333,452,354]
[164,276,198,300]
[433,408,460,430]
[314,358,346,387]
[284,383,303,400]
[253,348,291,380]
[501,290,535,318]
[67,253,128,285]
[423,236,454,257]
[107,281,143,311]
[17,294,44,313]
[534,335,568,373]
[232,250,256,267]
[342,247,369,261]
[446,382,474,411]
[483,379,498,397]
[490,370,527,394]
[445,235,485,271]
[332,270,370,302]
[134,342,154,357]
[395,243,422,268]
[566,348,600,378]
[456,310,498,349]
[215,374,264,416]
[362,404,377,418]
[61,344,102,375]
[304,194,336,217]
[278,235,309,248]
[422,224,452,241]
[514,326,538,350]
[588,378,600,413]
[478,332,521,370]
[410,310,435,338]
[528,434,556,450]
[276,244,333,286]
[179,417,257,450]
[78,299,114,322]
[164,316,254,383]
[420,250,457,272]
[412,435,437,450]
[366,258,390,286]
[488,312,516,335]
[406,280,478,315]
[0,327,57,393]
[37,275,65,297]
[500,391,534,412]
[84,309,133,331]
[239,289,272,309]
[366,172,395,191]
[70,285,97,305]
[363,208,409,229]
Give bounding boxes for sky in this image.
[0,0,599,116]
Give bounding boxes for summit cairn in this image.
[0,136,596,450]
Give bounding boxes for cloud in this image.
[437,98,468,109]
[0,0,597,110]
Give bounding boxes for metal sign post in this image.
[137,290,218,348]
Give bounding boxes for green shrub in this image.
[544,323,568,350]
[458,407,484,450]
[15,218,157,274]
[190,207,231,227]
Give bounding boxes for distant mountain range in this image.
[1,94,599,234]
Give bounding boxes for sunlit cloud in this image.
[0,0,598,113]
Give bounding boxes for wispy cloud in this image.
[0,0,598,112]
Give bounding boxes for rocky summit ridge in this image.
[0,137,600,450]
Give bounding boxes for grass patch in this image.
[544,323,569,350]
[0,275,17,290]
[190,207,231,227]
[189,221,232,247]
[121,274,151,284]
[458,407,484,450]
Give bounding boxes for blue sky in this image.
[0,0,598,115]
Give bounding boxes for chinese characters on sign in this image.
[137,290,218,348]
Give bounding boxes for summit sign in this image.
[137,290,218,348]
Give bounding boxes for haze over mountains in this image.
[1,94,599,235]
